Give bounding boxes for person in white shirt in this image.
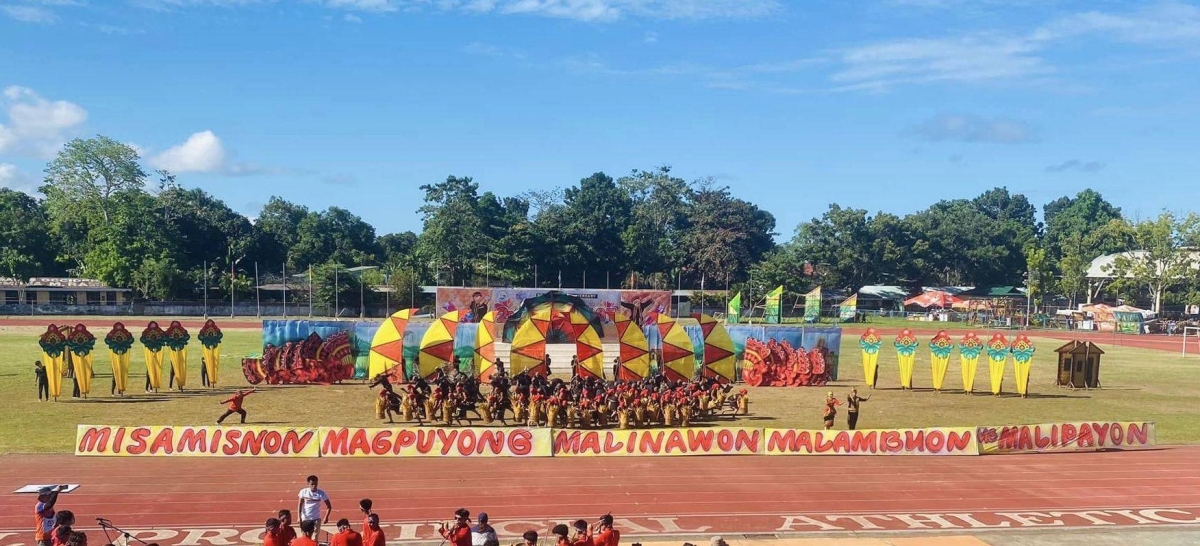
[297,475,332,537]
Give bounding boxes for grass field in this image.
[2,323,1198,453]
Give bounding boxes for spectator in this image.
[439,508,472,546]
[358,499,374,532]
[513,530,538,546]
[330,519,363,546]
[551,524,570,546]
[471,513,497,546]
[594,515,619,546]
[297,475,332,536]
[263,518,287,546]
[35,485,66,546]
[51,510,75,546]
[278,511,297,545]
[362,514,384,546]
[290,520,319,546]
[35,361,49,401]
[65,532,87,546]
[570,520,592,546]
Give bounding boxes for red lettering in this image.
[946,431,972,453]
[1018,426,1034,451]
[222,430,242,455]
[882,431,902,452]
[1110,423,1124,445]
[1050,423,1059,447]
[322,428,349,455]
[177,428,208,453]
[77,426,112,454]
[736,429,760,453]
[1127,423,1150,446]
[1035,426,1051,449]
[283,431,310,454]
[241,430,266,455]
[553,430,582,454]
[414,430,436,454]
[348,429,370,455]
[925,430,945,453]
[149,428,175,454]
[904,430,925,453]
[766,430,801,453]
[688,430,715,452]
[436,429,458,455]
[830,431,850,453]
[209,429,222,454]
[603,431,623,454]
[1061,423,1077,445]
[127,428,150,455]
[395,429,416,453]
[457,429,477,456]
[664,430,687,454]
[578,431,601,454]
[508,429,533,456]
[814,432,835,453]
[478,430,504,455]
[113,427,126,454]
[638,431,664,454]
[997,426,1020,450]
[1092,423,1111,447]
[372,431,392,456]
[850,431,877,453]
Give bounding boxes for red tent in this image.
[904,290,964,308]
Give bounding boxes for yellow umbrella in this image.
[986,333,1010,396]
[656,314,696,382]
[510,307,550,376]
[66,324,96,397]
[38,324,68,400]
[928,330,953,391]
[197,319,223,387]
[571,311,605,379]
[615,316,650,380]
[105,322,135,395]
[368,308,417,378]
[418,310,465,378]
[695,314,735,383]
[474,311,497,380]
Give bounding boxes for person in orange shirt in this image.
[330,519,363,546]
[569,521,592,546]
[359,499,373,533]
[362,514,384,546]
[34,485,66,546]
[277,510,297,545]
[290,521,319,546]
[217,388,257,424]
[438,509,471,546]
[593,515,619,546]
[262,519,287,546]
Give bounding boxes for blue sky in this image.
[2,0,1199,240]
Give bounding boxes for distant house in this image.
[857,285,911,310]
[0,277,131,306]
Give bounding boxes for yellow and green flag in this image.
[726,292,742,324]
[765,285,783,324]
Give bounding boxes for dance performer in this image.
[822,391,842,430]
[35,361,49,401]
[217,388,256,424]
[846,389,870,430]
[439,509,472,546]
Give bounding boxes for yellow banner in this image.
[551,428,762,456]
[976,421,1155,454]
[319,427,553,457]
[763,427,978,455]
[75,425,320,457]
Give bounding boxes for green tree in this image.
[377,231,419,265]
[416,176,489,285]
[619,167,691,281]
[681,182,776,287]
[254,197,309,269]
[291,207,380,269]
[794,204,912,291]
[1104,212,1200,313]
[0,188,56,279]
[559,172,632,287]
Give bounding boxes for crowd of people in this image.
[369,360,749,428]
[33,475,627,546]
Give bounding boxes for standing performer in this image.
[822,391,842,430]
[846,389,870,430]
[594,514,619,546]
[217,388,256,424]
[297,475,332,537]
[439,509,472,546]
[35,361,49,401]
[35,485,66,546]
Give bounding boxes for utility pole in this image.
[255,262,261,317]
[202,260,208,318]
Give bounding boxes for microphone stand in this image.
[96,519,149,546]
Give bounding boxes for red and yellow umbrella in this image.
[571,311,605,379]
[418,310,466,379]
[615,315,650,381]
[475,311,497,380]
[510,307,550,377]
[656,314,696,382]
[694,313,736,383]
[369,308,417,379]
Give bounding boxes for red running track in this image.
[3,448,1200,544]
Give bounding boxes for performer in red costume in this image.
[822,391,842,430]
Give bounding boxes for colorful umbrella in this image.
[475,311,497,380]
[510,307,550,376]
[615,315,650,381]
[418,310,465,379]
[986,333,1010,396]
[859,327,881,388]
[368,308,417,379]
[894,329,919,389]
[929,330,953,391]
[572,311,605,379]
[694,313,735,383]
[1011,334,1035,397]
[958,332,983,393]
[656,314,696,382]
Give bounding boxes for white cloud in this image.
[343,13,363,22]
[643,31,657,43]
[0,86,88,158]
[907,113,1034,144]
[1,5,58,23]
[313,0,777,20]
[151,130,228,174]
[1045,159,1105,173]
[832,34,1050,91]
[0,163,37,194]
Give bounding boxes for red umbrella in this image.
[904,290,964,308]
